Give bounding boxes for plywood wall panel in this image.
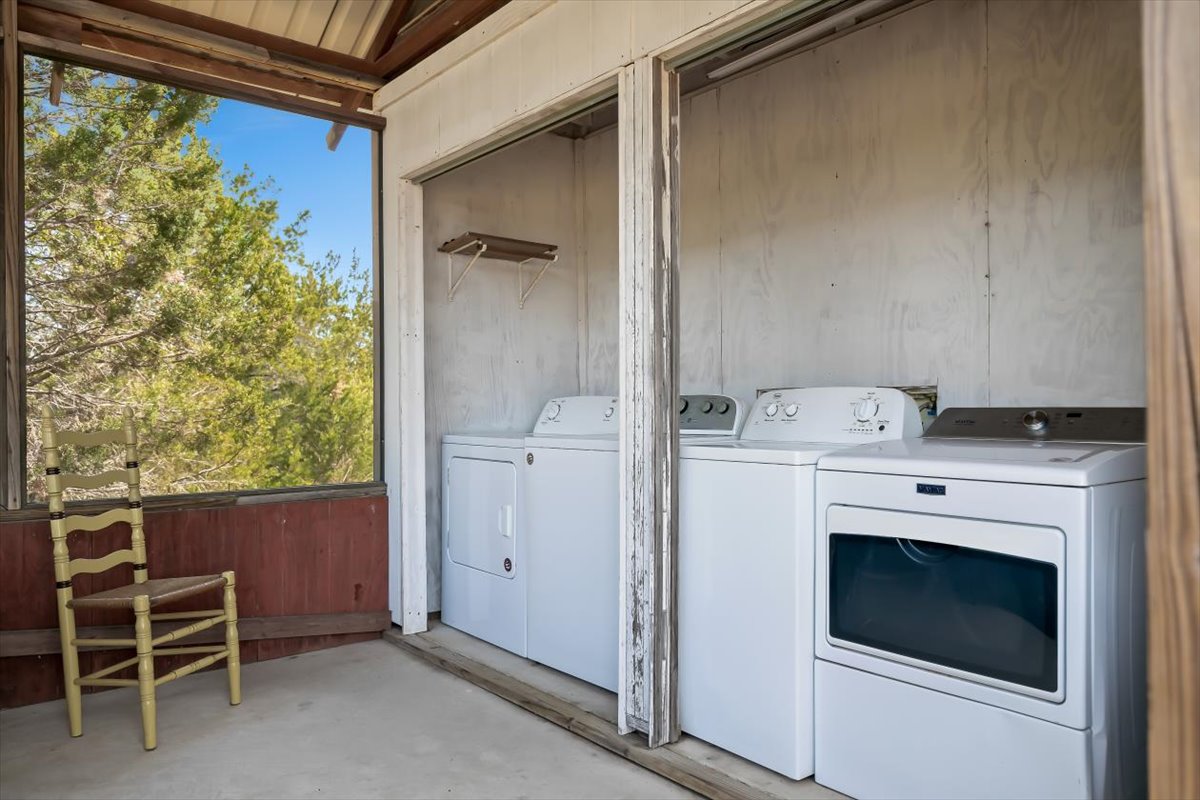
[581,0,1142,410]
[986,0,1144,406]
[679,90,725,394]
[421,134,580,607]
[581,127,619,394]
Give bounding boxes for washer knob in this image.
[1023,409,1049,432]
[701,400,714,413]
[765,402,780,418]
[853,398,880,422]
[679,397,689,414]
[604,406,615,419]
[717,402,730,414]
[546,402,562,421]
[784,403,800,417]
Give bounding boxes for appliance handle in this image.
[827,505,1064,566]
[498,504,514,537]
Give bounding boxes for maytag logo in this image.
[917,483,946,496]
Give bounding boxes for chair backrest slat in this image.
[70,549,136,577]
[59,469,129,491]
[63,507,134,534]
[55,429,125,448]
[43,407,149,587]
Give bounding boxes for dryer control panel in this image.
[741,387,924,443]
[532,394,745,437]
[925,407,1145,443]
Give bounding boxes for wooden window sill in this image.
[1,482,387,522]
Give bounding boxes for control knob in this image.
[679,397,689,414]
[701,400,714,413]
[1023,409,1049,432]
[717,402,730,414]
[764,402,780,418]
[853,398,880,422]
[784,403,800,417]
[546,402,562,421]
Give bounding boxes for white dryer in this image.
[441,431,528,655]
[679,387,925,780]
[813,407,1147,800]
[525,394,744,691]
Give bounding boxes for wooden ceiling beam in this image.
[26,0,384,90]
[373,0,508,79]
[369,0,417,62]
[19,30,384,129]
[18,4,371,108]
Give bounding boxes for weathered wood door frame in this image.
[1141,2,1199,798]
[616,56,681,747]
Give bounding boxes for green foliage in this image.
[23,57,373,498]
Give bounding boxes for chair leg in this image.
[56,600,82,737]
[222,570,241,706]
[133,595,157,751]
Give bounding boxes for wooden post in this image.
[384,178,427,634]
[1142,2,1200,798]
[2,0,23,510]
[617,56,680,748]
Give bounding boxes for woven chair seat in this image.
[69,575,228,610]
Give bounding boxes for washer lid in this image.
[443,432,527,448]
[680,439,846,466]
[817,438,1146,486]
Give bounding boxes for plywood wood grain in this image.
[987,0,1144,406]
[582,0,1142,410]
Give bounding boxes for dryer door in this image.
[446,457,517,579]
[825,506,1065,702]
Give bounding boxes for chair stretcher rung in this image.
[152,613,225,645]
[73,638,135,647]
[77,678,138,687]
[80,656,139,681]
[153,646,227,656]
[150,610,224,621]
[155,651,228,686]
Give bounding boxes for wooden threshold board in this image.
[383,624,843,800]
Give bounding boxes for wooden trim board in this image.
[385,628,807,800]
[2,611,390,657]
[1141,2,1200,797]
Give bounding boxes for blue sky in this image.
[196,99,373,277]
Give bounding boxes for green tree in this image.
[23,57,373,498]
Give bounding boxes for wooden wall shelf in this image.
[438,232,559,308]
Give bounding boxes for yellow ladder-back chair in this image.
[42,407,241,750]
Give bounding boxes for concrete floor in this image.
[0,640,696,800]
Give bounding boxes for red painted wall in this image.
[0,495,388,708]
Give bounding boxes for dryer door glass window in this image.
[829,533,1058,692]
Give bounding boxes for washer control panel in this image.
[925,407,1146,443]
[741,387,924,443]
[532,394,746,436]
[679,394,745,436]
[532,396,619,435]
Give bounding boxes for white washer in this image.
[526,394,744,691]
[679,387,925,780]
[441,431,528,655]
[814,407,1147,800]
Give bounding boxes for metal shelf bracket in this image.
[518,254,559,309]
[447,241,488,303]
